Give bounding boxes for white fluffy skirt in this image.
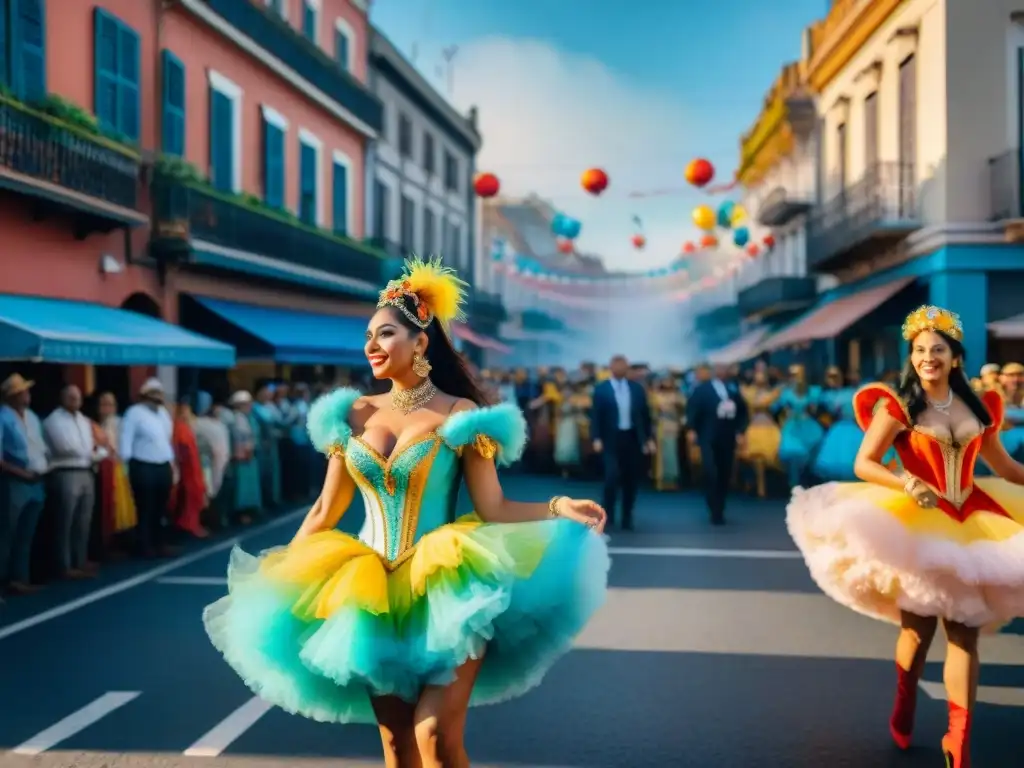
[786,482,1024,631]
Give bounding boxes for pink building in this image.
[0,0,385,408]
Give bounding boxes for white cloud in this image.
[446,37,712,271]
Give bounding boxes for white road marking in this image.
[183,697,274,757]
[11,691,140,755]
[156,576,230,586]
[0,508,307,641]
[919,680,1024,707]
[608,546,800,559]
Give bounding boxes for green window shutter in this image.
[263,119,285,208]
[116,22,140,140]
[161,50,186,156]
[12,0,46,102]
[332,160,348,235]
[93,8,119,132]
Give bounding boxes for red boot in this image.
[941,701,972,768]
[889,663,917,749]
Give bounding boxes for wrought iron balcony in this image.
[988,148,1021,221]
[806,161,919,273]
[737,276,817,320]
[757,185,813,227]
[201,0,383,132]
[0,96,143,234]
[151,175,387,286]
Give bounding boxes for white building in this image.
[365,30,481,282]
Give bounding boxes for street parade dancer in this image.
[203,257,610,768]
[786,306,1024,767]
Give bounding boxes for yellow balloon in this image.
[731,205,748,226]
[692,204,716,231]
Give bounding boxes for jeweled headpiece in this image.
[377,256,467,333]
[901,305,963,342]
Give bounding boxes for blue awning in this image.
[0,294,235,367]
[183,296,368,365]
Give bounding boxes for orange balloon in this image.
[746,243,760,257]
[682,241,696,254]
[557,238,574,254]
[581,168,609,195]
[632,234,646,249]
[685,158,715,187]
[700,234,718,249]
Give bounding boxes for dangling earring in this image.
[412,352,432,378]
[952,360,959,368]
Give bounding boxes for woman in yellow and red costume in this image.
[787,305,1024,768]
[203,258,609,767]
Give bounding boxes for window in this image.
[835,121,847,191]
[161,50,186,156]
[398,113,412,158]
[400,194,415,252]
[863,92,878,170]
[261,106,287,209]
[898,53,917,206]
[335,18,352,72]
[332,150,352,235]
[299,129,322,225]
[441,218,451,258]
[423,132,435,175]
[450,222,462,268]
[302,0,317,41]
[208,71,242,193]
[94,8,139,140]
[0,0,46,102]
[373,180,389,239]
[423,208,435,253]
[443,151,458,192]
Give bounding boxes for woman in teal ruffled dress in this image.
[774,364,825,487]
[203,259,609,767]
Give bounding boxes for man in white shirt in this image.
[44,385,107,579]
[120,378,176,558]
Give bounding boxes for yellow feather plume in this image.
[401,256,468,330]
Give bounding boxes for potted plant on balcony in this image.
[150,155,204,260]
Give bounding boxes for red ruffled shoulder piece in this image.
[853,383,911,431]
[981,389,1005,436]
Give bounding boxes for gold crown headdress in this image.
[901,305,963,341]
[377,256,467,333]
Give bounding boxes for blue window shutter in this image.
[161,50,185,156]
[302,2,315,40]
[117,23,140,140]
[335,29,349,71]
[299,140,316,224]
[210,88,234,192]
[12,0,46,102]
[263,120,284,208]
[332,160,348,235]
[0,0,9,88]
[93,8,118,132]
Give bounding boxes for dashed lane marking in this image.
[11,692,141,755]
[183,697,275,757]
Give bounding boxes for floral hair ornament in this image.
[377,256,468,333]
[901,305,963,342]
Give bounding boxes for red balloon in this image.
[700,234,718,249]
[473,172,500,198]
[557,238,574,254]
[685,158,715,187]
[682,241,696,254]
[746,243,760,257]
[632,234,646,249]
[762,234,775,249]
[581,167,609,195]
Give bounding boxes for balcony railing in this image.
[202,0,382,132]
[152,176,387,286]
[737,276,817,319]
[806,161,919,272]
[757,185,813,227]
[0,96,140,214]
[988,148,1021,221]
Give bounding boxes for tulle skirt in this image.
[787,480,1024,631]
[203,514,610,723]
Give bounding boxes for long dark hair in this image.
[387,301,489,406]
[897,331,991,427]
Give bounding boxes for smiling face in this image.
[910,330,958,384]
[365,307,426,380]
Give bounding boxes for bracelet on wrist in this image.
[903,476,922,495]
[548,495,567,518]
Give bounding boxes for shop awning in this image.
[988,313,1024,339]
[0,294,235,367]
[707,328,769,365]
[452,324,512,354]
[183,296,368,365]
[759,277,915,352]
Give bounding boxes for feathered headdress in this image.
[902,305,963,342]
[377,256,468,334]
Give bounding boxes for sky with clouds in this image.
[370,0,828,272]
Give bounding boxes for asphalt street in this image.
[1,474,1022,768]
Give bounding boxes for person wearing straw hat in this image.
[0,374,49,595]
[119,377,176,558]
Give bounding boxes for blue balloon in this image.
[551,213,566,235]
[733,226,750,247]
[717,201,735,229]
[561,218,581,239]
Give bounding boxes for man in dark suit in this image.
[590,355,653,530]
[686,363,749,525]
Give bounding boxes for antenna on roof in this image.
[442,45,458,97]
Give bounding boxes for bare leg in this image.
[372,695,421,768]
[890,611,937,747]
[414,655,485,768]
[941,620,980,708]
[753,458,766,498]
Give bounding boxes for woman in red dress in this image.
[787,306,1024,767]
[170,398,208,539]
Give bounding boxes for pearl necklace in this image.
[390,378,437,414]
[927,389,954,414]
